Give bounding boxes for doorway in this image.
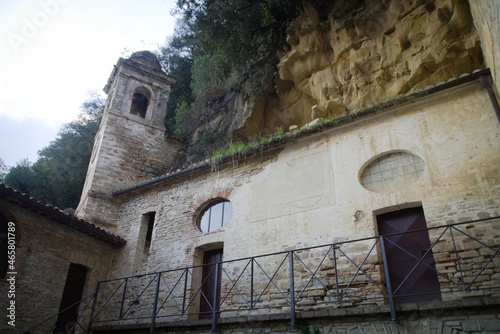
[54,263,88,333]
[199,248,223,319]
[377,207,441,303]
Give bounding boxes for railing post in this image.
[379,236,396,323]
[289,251,295,329]
[119,278,128,319]
[250,258,254,309]
[449,226,466,288]
[211,262,220,333]
[87,282,100,333]
[182,268,188,314]
[333,245,339,301]
[150,273,161,334]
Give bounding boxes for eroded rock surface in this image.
[252,0,482,131]
[186,0,483,163]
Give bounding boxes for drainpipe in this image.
[479,75,500,123]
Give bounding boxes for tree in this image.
[0,158,7,183]
[158,0,303,138]
[173,99,193,135]
[2,91,104,209]
[175,0,301,74]
[3,159,37,194]
[157,26,195,136]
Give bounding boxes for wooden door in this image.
[54,263,88,333]
[378,207,441,303]
[199,249,223,319]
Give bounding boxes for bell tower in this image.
[76,51,184,227]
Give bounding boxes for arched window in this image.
[197,199,232,233]
[130,87,151,118]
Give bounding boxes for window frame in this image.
[129,86,151,118]
[197,199,232,233]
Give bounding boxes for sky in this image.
[0,0,178,167]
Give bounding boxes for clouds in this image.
[0,0,176,165]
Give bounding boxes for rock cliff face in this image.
[186,0,483,163]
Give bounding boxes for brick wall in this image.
[0,203,119,333]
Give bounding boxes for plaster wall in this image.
[78,78,500,331]
[110,80,500,279]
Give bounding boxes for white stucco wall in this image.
[109,79,500,279]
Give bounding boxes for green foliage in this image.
[190,54,226,100]
[157,28,194,136]
[173,99,196,136]
[207,126,285,162]
[299,323,321,334]
[176,0,300,71]
[0,158,7,183]
[157,0,302,137]
[2,91,104,209]
[3,159,37,194]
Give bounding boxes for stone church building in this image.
[2,1,500,333]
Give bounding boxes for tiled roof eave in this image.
[0,184,126,248]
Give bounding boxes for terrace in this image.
[25,216,500,333]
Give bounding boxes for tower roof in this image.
[128,51,162,71]
[103,50,176,94]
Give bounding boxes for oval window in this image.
[198,200,233,233]
[359,151,425,192]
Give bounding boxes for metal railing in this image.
[24,217,500,333]
[23,292,96,334]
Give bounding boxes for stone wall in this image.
[76,52,185,227]
[0,203,119,333]
[99,77,500,329]
[94,299,500,333]
[470,0,500,95]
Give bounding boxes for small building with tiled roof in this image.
[0,184,125,332]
